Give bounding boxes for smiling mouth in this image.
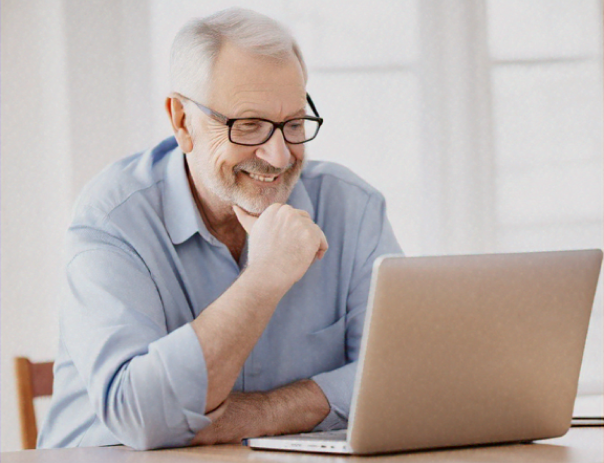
[243,171,280,183]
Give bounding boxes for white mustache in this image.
[234,158,295,176]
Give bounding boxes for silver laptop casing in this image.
[246,250,602,455]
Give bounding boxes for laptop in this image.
[244,249,603,455]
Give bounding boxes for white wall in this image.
[1,0,163,451]
[1,0,602,452]
[1,1,70,452]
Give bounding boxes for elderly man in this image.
[38,8,401,450]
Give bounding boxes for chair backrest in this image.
[14,357,54,449]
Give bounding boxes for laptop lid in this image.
[348,249,602,454]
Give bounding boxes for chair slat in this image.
[14,357,54,449]
[31,362,54,398]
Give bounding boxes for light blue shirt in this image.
[38,136,402,450]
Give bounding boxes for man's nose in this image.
[255,128,292,169]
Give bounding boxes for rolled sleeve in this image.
[150,323,211,433]
[62,237,211,450]
[312,362,357,430]
[313,191,402,431]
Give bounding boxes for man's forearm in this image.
[263,379,331,436]
[191,267,288,413]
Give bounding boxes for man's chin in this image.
[229,168,301,215]
[233,203,262,217]
[233,190,289,216]
[232,199,274,216]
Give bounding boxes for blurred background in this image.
[1,0,602,452]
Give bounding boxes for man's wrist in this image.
[259,388,282,437]
[256,391,278,437]
[236,391,276,439]
[261,379,331,437]
[242,264,292,300]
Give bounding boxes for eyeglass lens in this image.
[231,119,320,145]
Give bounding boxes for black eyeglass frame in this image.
[179,93,324,146]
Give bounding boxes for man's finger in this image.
[316,229,329,260]
[233,205,257,234]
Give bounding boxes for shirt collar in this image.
[286,172,315,217]
[164,146,315,245]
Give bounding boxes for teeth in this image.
[248,172,277,183]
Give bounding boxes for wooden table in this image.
[2,427,602,463]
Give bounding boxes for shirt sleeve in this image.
[60,227,211,450]
[311,191,403,430]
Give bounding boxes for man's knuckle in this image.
[264,204,280,215]
[301,227,314,242]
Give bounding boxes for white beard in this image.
[195,157,304,216]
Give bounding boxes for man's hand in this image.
[233,204,328,290]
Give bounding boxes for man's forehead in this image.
[227,86,305,113]
[207,42,306,115]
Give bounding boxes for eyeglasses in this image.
[179,93,324,146]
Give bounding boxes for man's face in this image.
[186,42,307,215]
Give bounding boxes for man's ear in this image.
[165,96,194,153]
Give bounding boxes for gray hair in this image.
[170,8,307,102]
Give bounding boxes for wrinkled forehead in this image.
[206,42,307,117]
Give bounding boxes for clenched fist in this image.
[233,204,328,290]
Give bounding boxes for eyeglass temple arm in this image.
[197,103,229,124]
[174,93,229,124]
[306,93,320,118]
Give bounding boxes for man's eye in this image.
[238,121,261,131]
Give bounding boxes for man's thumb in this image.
[232,205,257,234]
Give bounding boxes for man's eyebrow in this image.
[237,107,308,120]
[287,108,307,118]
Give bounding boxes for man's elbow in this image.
[125,435,161,451]
[100,404,199,450]
[126,436,169,451]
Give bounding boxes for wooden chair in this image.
[14,357,54,449]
